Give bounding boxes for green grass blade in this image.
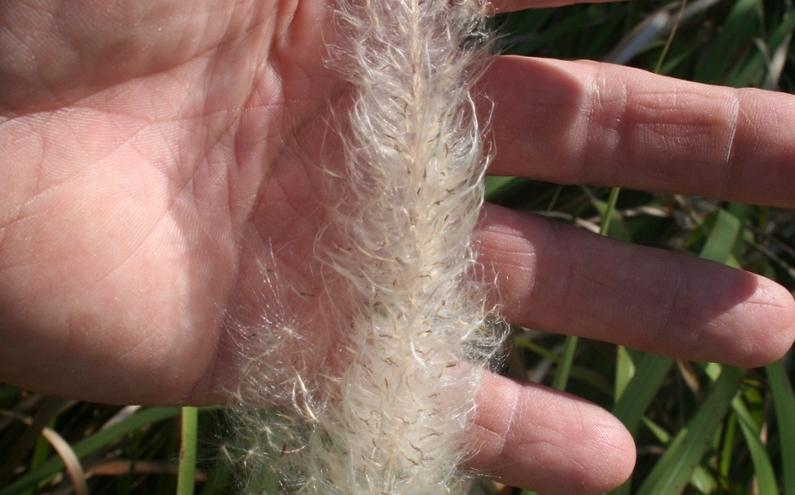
[768,360,795,495]
[590,187,629,240]
[614,346,635,402]
[608,354,673,495]
[613,354,674,436]
[514,335,560,363]
[177,407,198,495]
[695,0,760,84]
[724,50,763,88]
[767,8,795,52]
[484,176,519,201]
[635,366,746,495]
[700,208,742,263]
[1,407,180,495]
[732,395,778,495]
[643,416,672,444]
[507,9,601,55]
[551,336,579,391]
[654,0,687,74]
[599,187,621,234]
[719,412,738,479]
[726,8,795,88]
[503,7,556,39]
[514,336,613,395]
[24,418,56,495]
[689,465,717,494]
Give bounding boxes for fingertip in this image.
[741,276,795,367]
[467,374,635,495]
[586,412,636,494]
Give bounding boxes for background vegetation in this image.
[2,0,794,493]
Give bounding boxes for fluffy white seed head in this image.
[229,0,502,493]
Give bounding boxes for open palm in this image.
[2,1,794,493]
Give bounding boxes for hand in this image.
[1,1,793,495]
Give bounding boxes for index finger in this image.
[482,56,795,208]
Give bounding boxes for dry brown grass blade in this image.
[0,397,67,486]
[0,403,88,495]
[39,425,89,495]
[677,360,701,393]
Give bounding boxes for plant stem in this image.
[177,407,198,495]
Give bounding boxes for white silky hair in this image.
[230,0,502,493]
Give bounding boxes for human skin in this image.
[1,1,794,494]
